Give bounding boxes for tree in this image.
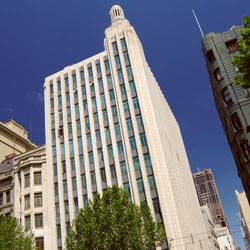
[232,16,250,89]
[66,186,165,250]
[0,215,34,250]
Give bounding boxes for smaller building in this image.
[14,146,49,250]
[236,190,250,250]
[201,205,220,249]
[0,120,36,162]
[215,225,236,250]
[193,169,227,227]
[0,155,14,215]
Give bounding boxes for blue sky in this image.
[0,0,249,248]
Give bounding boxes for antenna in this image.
[192,9,205,38]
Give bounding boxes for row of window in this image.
[206,38,238,63]
[0,191,11,205]
[24,172,42,188]
[25,213,43,229]
[24,193,43,210]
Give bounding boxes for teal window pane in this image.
[117,69,124,84]
[72,74,77,90]
[137,178,144,194]
[79,155,84,171]
[110,165,116,180]
[112,41,118,54]
[68,123,72,138]
[65,77,69,92]
[109,89,115,101]
[58,96,62,110]
[104,60,110,73]
[83,100,88,113]
[90,84,95,95]
[61,143,65,159]
[120,38,127,52]
[72,177,77,192]
[133,97,140,110]
[108,145,114,159]
[91,171,96,185]
[81,174,86,189]
[114,123,121,137]
[123,101,129,113]
[63,180,68,194]
[107,75,113,89]
[80,70,85,83]
[81,85,86,96]
[75,104,80,120]
[133,156,141,171]
[112,106,118,118]
[126,118,133,132]
[66,93,70,106]
[74,91,78,103]
[144,154,152,170]
[69,140,74,158]
[117,141,124,155]
[70,158,75,172]
[57,80,61,94]
[120,162,127,176]
[120,85,126,97]
[101,94,106,109]
[96,130,101,145]
[115,55,121,68]
[88,67,93,81]
[87,134,92,148]
[124,52,130,65]
[96,63,101,75]
[140,133,147,147]
[78,137,83,153]
[89,152,94,165]
[50,83,54,95]
[148,175,156,191]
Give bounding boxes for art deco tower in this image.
[44,5,209,249]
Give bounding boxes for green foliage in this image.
[66,186,165,250]
[232,16,250,89]
[0,215,34,250]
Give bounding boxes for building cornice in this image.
[0,122,37,150]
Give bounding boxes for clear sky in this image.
[0,0,249,248]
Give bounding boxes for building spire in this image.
[109,5,125,24]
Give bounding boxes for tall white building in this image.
[44,5,209,249]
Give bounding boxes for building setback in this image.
[44,5,210,249]
[193,169,227,227]
[236,190,250,249]
[0,120,36,162]
[202,27,250,203]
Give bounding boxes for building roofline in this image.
[0,122,37,149]
[44,50,106,84]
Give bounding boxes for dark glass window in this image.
[231,112,243,132]
[206,50,215,63]
[225,39,238,53]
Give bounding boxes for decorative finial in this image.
[110,5,125,24]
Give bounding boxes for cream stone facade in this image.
[215,226,236,250]
[0,120,36,162]
[44,5,210,249]
[236,190,250,249]
[0,157,14,215]
[201,205,220,249]
[14,146,50,250]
